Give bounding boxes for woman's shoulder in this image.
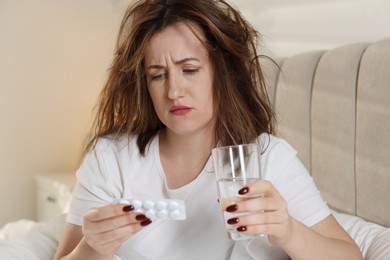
[258,133,297,158]
[92,134,138,155]
[258,134,307,182]
[92,134,158,157]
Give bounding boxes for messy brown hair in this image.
[85,0,275,155]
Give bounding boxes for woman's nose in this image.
[167,75,185,100]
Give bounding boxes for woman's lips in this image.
[169,105,192,115]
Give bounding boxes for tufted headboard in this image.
[264,38,390,227]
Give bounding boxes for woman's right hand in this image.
[82,203,152,257]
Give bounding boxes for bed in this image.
[264,37,390,259]
[1,38,390,259]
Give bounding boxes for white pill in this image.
[143,200,154,210]
[168,202,179,210]
[145,209,156,218]
[156,209,168,218]
[156,200,167,210]
[169,210,180,219]
[131,200,142,210]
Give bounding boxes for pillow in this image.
[0,219,44,240]
[332,209,390,259]
[365,228,390,260]
[0,214,66,260]
[0,231,57,260]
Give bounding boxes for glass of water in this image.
[212,143,262,240]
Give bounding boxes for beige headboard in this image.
[265,38,390,227]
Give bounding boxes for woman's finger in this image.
[84,211,147,235]
[227,210,287,227]
[84,204,132,222]
[240,180,278,197]
[91,222,143,245]
[233,196,286,213]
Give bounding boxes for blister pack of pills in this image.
[113,198,186,220]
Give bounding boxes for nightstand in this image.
[35,172,76,222]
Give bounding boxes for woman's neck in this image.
[158,128,216,189]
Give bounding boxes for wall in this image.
[230,0,390,58]
[0,0,124,226]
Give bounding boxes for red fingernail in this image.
[227,217,239,225]
[238,187,249,195]
[226,204,238,212]
[237,226,247,232]
[140,219,152,226]
[123,205,134,212]
[136,214,147,221]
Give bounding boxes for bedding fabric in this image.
[0,214,65,260]
[0,219,42,240]
[365,228,390,259]
[332,210,390,259]
[0,231,57,260]
[0,211,389,259]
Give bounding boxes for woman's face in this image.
[145,22,216,137]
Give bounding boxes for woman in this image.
[54,0,362,259]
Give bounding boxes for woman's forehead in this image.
[144,22,208,65]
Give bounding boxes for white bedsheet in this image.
[0,231,57,260]
[332,210,390,260]
[0,215,64,260]
[0,211,388,259]
[0,219,43,240]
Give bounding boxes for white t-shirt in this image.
[66,133,330,260]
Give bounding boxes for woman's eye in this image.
[151,73,165,81]
[183,68,199,74]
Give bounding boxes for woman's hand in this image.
[82,203,152,257]
[224,180,293,246]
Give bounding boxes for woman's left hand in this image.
[224,180,293,246]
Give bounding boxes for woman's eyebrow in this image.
[175,57,200,64]
[147,64,165,70]
[147,57,200,70]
